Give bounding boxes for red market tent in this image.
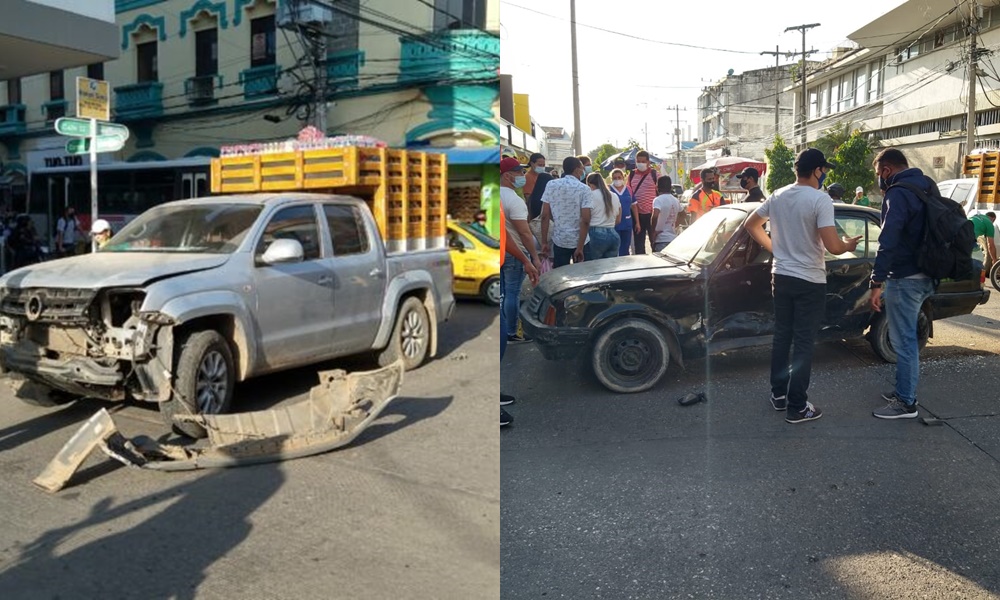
[690,156,767,185]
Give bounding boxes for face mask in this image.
[584,165,593,174]
[578,171,586,181]
[613,180,624,188]
[513,175,526,188]
[878,170,890,190]
[535,166,546,173]
[738,178,748,190]
[817,171,826,188]
[636,163,648,171]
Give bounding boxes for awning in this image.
[434,146,501,165]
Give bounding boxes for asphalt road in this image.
[0,300,499,599]
[502,288,1000,599]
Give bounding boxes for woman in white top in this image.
[585,172,622,259]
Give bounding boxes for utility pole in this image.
[760,46,784,134]
[570,0,582,154]
[785,23,820,149]
[967,2,980,153]
[675,104,682,182]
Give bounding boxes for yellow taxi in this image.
[447,219,501,305]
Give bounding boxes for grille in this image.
[528,290,544,314]
[1,288,97,323]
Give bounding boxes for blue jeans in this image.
[500,291,507,361]
[588,226,619,259]
[885,277,934,405]
[770,274,826,413]
[500,256,525,337]
[617,228,632,256]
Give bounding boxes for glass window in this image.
[7,78,21,105]
[137,42,158,82]
[822,84,831,116]
[195,28,218,77]
[87,63,104,80]
[49,70,63,100]
[324,204,369,255]
[825,216,881,259]
[258,205,321,260]
[855,68,867,106]
[868,59,883,103]
[448,229,474,250]
[250,15,276,67]
[434,0,486,30]
[841,76,853,109]
[103,204,262,254]
[809,91,818,119]
[830,82,840,113]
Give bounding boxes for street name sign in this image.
[65,136,126,155]
[54,118,129,141]
[76,77,109,121]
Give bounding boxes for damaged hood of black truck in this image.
[538,254,699,296]
[0,253,231,289]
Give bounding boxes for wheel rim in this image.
[607,335,657,381]
[401,309,427,359]
[196,350,228,414]
[486,279,501,304]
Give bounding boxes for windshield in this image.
[454,221,500,249]
[663,208,747,266]
[101,203,263,254]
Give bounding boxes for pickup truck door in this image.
[323,203,386,354]
[252,204,335,369]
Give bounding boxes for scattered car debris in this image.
[33,362,403,493]
[677,392,706,406]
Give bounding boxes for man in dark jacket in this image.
[868,148,933,420]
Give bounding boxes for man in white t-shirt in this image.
[744,149,860,425]
[650,175,682,252]
[499,157,541,343]
[56,206,85,257]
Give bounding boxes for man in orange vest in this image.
[686,167,725,223]
[500,203,540,427]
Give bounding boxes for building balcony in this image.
[0,104,27,136]
[113,81,164,121]
[240,65,281,100]
[326,50,365,92]
[398,29,499,86]
[41,99,67,123]
[185,75,223,107]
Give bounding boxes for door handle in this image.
[369,268,383,278]
[317,276,333,286]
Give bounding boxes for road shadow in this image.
[0,461,284,599]
[348,395,453,449]
[0,399,117,453]
[435,300,496,360]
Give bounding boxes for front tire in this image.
[160,330,235,439]
[377,297,430,371]
[592,318,670,393]
[990,261,1000,293]
[481,276,501,306]
[868,311,930,363]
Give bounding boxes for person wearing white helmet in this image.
[91,219,113,249]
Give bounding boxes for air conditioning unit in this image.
[277,0,333,27]
[187,76,215,105]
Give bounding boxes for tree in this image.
[814,121,853,159]
[828,130,878,199]
[587,143,620,173]
[764,135,795,193]
[624,138,642,150]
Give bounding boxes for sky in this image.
[499,0,910,157]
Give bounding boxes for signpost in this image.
[53,78,125,251]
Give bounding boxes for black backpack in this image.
[888,181,976,282]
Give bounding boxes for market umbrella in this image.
[690,156,767,186]
[600,148,666,171]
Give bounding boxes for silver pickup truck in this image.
[0,193,454,437]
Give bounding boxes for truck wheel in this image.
[592,318,669,393]
[868,311,930,363]
[481,277,501,306]
[378,297,430,371]
[160,330,235,439]
[990,262,1000,293]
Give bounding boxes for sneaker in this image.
[507,334,531,344]
[785,402,823,424]
[501,407,513,427]
[873,399,918,420]
[770,394,787,411]
[500,394,516,406]
[881,391,918,406]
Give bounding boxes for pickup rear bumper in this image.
[519,306,591,360]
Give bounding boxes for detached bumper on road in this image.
[519,306,591,360]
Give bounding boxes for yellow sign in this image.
[76,77,109,121]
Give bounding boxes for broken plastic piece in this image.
[33,362,403,492]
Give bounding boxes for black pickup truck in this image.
[521,204,991,393]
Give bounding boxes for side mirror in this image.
[259,238,304,265]
[449,239,466,252]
